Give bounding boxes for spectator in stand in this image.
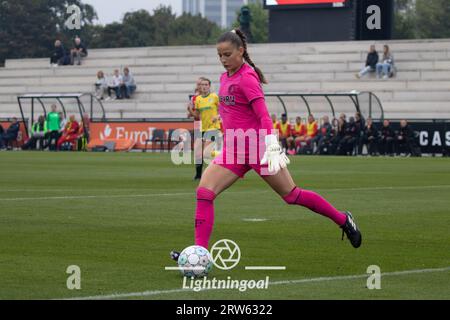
[22,116,47,150]
[379,119,396,156]
[120,67,137,99]
[360,117,379,156]
[376,45,395,79]
[291,116,306,154]
[276,114,292,152]
[70,36,88,66]
[0,117,20,150]
[315,115,334,155]
[356,45,379,79]
[57,115,80,150]
[46,105,60,151]
[94,71,108,100]
[107,69,123,100]
[50,40,68,67]
[396,120,415,156]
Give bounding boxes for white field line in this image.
[1,185,450,202]
[245,266,287,270]
[59,266,450,300]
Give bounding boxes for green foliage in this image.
[233,2,269,43]
[393,0,450,39]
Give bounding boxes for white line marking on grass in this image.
[245,266,286,270]
[1,185,449,202]
[58,266,450,300]
[242,218,268,222]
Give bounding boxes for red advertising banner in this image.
[89,121,194,149]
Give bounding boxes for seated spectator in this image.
[94,71,108,100]
[360,117,379,156]
[57,115,80,150]
[305,115,318,146]
[50,40,69,66]
[70,36,88,66]
[120,67,137,99]
[379,119,395,155]
[291,116,306,154]
[276,114,292,152]
[22,116,47,150]
[107,69,123,100]
[0,117,20,150]
[337,116,358,155]
[356,45,379,79]
[332,117,347,155]
[376,45,395,79]
[396,120,415,156]
[315,115,334,155]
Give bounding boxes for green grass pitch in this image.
[0,152,449,300]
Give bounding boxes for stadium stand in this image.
[1,39,450,120]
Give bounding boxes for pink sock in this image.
[195,187,216,249]
[283,187,347,226]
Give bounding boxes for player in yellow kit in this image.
[192,78,222,180]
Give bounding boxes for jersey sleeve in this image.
[240,72,264,103]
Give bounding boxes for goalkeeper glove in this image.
[260,134,290,174]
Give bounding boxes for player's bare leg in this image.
[261,168,362,248]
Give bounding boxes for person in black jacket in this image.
[70,36,88,66]
[396,120,415,156]
[0,118,20,150]
[379,119,395,156]
[50,40,68,66]
[356,45,379,79]
[360,117,379,156]
[314,115,334,155]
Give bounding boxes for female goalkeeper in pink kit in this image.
[171,29,361,260]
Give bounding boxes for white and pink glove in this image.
[260,134,290,174]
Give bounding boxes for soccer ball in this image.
[178,245,213,278]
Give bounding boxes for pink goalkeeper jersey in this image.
[219,63,269,132]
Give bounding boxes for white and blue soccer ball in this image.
[178,245,213,278]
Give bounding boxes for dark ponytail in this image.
[217,29,268,84]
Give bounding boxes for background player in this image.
[191,77,222,180]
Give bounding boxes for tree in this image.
[393,0,417,39]
[415,0,450,38]
[168,14,223,46]
[0,0,96,65]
